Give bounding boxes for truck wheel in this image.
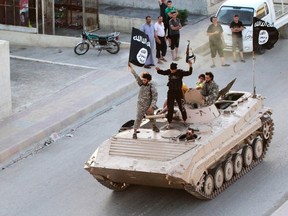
[256,46,266,55]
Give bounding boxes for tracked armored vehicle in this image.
[84,86,274,200]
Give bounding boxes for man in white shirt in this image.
[154,16,167,64]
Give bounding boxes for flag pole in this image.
[252,51,256,98]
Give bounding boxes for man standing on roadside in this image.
[230,14,245,62]
[140,16,156,69]
[169,11,182,61]
[155,16,167,64]
[165,0,178,47]
[156,61,193,129]
[207,16,230,68]
[158,0,168,35]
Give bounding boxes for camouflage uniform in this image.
[131,69,158,130]
[201,80,219,105]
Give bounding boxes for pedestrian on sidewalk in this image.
[158,0,168,35]
[128,62,160,139]
[155,16,168,64]
[165,0,178,47]
[169,11,182,61]
[230,14,245,63]
[207,16,230,68]
[140,16,156,69]
[156,61,193,129]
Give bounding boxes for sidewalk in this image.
[271,201,288,216]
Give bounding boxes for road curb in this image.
[0,72,137,163]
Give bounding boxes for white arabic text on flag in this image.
[253,17,279,51]
[129,27,151,67]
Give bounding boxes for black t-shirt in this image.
[157,68,193,90]
[159,3,167,21]
[230,21,244,38]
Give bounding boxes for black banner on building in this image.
[129,27,151,67]
[253,17,279,51]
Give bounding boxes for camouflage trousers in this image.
[134,103,155,130]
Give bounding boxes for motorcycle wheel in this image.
[106,40,120,54]
[74,42,89,55]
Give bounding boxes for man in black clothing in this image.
[230,14,245,62]
[156,61,193,129]
[158,0,168,35]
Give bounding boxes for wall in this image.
[0,30,80,47]
[99,0,223,15]
[99,14,143,33]
[0,13,141,47]
[0,40,12,119]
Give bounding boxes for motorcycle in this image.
[74,31,121,55]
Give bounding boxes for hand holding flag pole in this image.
[186,40,196,63]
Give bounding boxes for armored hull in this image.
[84,90,274,199]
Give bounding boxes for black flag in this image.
[129,27,151,67]
[253,17,279,51]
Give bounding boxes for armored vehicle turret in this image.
[84,87,274,200]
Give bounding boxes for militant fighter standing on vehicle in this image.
[128,62,160,139]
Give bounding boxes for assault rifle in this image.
[186,40,196,63]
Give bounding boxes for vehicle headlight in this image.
[244,30,253,41]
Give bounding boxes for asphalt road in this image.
[1,38,288,216]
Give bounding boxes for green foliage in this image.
[178,9,189,26]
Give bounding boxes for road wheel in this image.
[223,160,233,181]
[74,42,89,55]
[243,145,253,167]
[233,153,243,174]
[253,138,264,159]
[106,40,120,54]
[213,167,224,189]
[204,174,214,196]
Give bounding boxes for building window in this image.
[0,0,36,27]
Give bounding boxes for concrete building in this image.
[0,0,100,35]
[0,40,12,120]
[0,0,223,35]
[0,0,224,47]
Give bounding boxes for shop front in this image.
[0,0,99,35]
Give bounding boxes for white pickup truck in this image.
[216,0,288,53]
